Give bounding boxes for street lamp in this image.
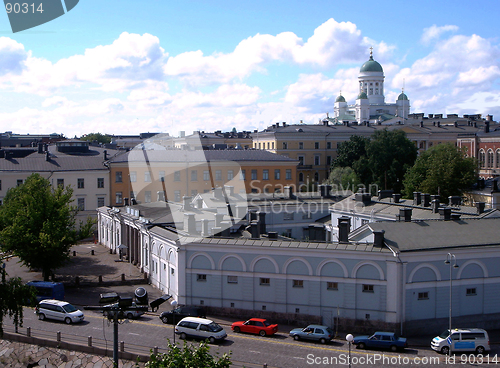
[346,333,354,368]
[171,300,178,344]
[444,253,459,356]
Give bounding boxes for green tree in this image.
[77,215,97,240]
[332,135,370,168]
[403,143,478,202]
[0,174,77,281]
[146,341,231,368]
[326,166,361,193]
[0,266,37,337]
[80,132,112,144]
[364,129,418,194]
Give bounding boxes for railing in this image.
[2,325,277,368]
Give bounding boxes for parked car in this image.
[353,331,407,352]
[159,305,206,324]
[289,325,334,344]
[102,301,146,319]
[175,317,227,343]
[35,299,84,324]
[231,318,278,336]
[431,328,490,355]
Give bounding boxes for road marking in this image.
[293,356,305,360]
[249,350,260,353]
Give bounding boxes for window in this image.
[497,150,500,168]
[282,142,288,149]
[286,169,292,180]
[314,155,320,165]
[418,292,429,300]
[263,169,269,180]
[215,170,222,181]
[97,197,105,207]
[488,150,494,168]
[466,288,477,296]
[77,198,85,211]
[144,171,151,182]
[299,142,304,149]
[197,274,207,282]
[57,178,64,187]
[240,170,246,180]
[130,171,137,183]
[251,169,257,180]
[293,280,303,288]
[298,173,304,182]
[230,303,235,308]
[260,278,270,286]
[145,191,151,203]
[274,169,280,180]
[17,179,23,187]
[96,177,104,189]
[174,190,181,202]
[227,276,238,284]
[326,156,332,166]
[227,170,234,180]
[174,171,181,181]
[284,212,294,220]
[191,170,198,181]
[115,171,122,183]
[115,192,123,204]
[159,171,165,182]
[327,142,332,149]
[77,178,84,189]
[298,156,304,165]
[327,282,338,290]
[479,150,485,168]
[315,142,319,149]
[203,170,210,181]
[362,284,374,293]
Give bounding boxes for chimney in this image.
[201,219,210,237]
[103,150,108,160]
[355,192,371,204]
[431,198,440,214]
[45,151,50,161]
[268,231,278,240]
[448,196,461,206]
[258,211,266,234]
[420,121,424,127]
[38,142,43,154]
[250,220,260,239]
[439,207,452,220]
[224,185,234,197]
[476,202,485,214]
[413,192,421,206]
[422,193,431,207]
[284,185,294,199]
[373,230,385,247]
[184,213,197,234]
[183,196,192,211]
[378,190,394,201]
[283,122,287,127]
[213,187,224,200]
[124,198,129,206]
[399,207,412,222]
[338,216,351,243]
[485,121,490,133]
[44,143,48,152]
[197,197,203,209]
[392,193,401,203]
[215,213,224,228]
[454,121,458,128]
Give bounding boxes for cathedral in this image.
[332,49,410,124]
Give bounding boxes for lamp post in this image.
[171,300,178,344]
[444,253,459,356]
[346,333,354,368]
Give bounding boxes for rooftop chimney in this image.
[258,211,266,234]
[45,151,50,161]
[184,213,197,234]
[183,196,192,211]
[392,193,401,203]
[197,197,203,209]
[38,142,43,154]
[448,196,461,206]
[485,121,490,133]
[268,231,278,240]
[215,213,224,228]
[378,190,394,201]
[439,207,452,220]
[338,216,351,243]
[284,185,294,199]
[201,219,210,237]
[420,121,424,127]
[413,192,421,206]
[124,198,129,206]
[431,198,440,214]
[399,208,412,222]
[213,187,224,200]
[250,220,260,239]
[224,185,234,197]
[476,202,486,214]
[422,193,431,207]
[373,230,385,247]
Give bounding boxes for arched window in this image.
[496,150,500,168]
[479,150,486,168]
[488,150,494,168]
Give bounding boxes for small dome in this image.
[357,91,368,100]
[398,92,408,101]
[335,95,346,103]
[360,55,383,73]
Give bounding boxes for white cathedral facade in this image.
[333,50,410,124]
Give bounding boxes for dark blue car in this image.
[353,331,408,352]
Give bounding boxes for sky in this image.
[0,0,500,138]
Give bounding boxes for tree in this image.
[145,341,231,368]
[80,132,112,144]
[403,143,478,202]
[0,174,77,281]
[326,167,361,193]
[331,135,370,168]
[0,266,37,337]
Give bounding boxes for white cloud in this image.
[421,25,459,45]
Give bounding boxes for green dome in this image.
[357,91,368,100]
[398,92,408,101]
[360,56,383,72]
[335,95,346,103]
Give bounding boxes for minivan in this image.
[35,299,85,324]
[431,328,490,355]
[175,317,227,343]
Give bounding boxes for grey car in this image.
[289,325,334,344]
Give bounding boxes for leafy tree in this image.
[364,129,418,194]
[0,174,77,281]
[77,215,97,240]
[332,135,370,168]
[326,167,361,193]
[146,341,231,368]
[403,143,478,202]
[0,266,37,337]
[80,132,112,144]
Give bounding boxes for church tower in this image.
[358,48,385,106]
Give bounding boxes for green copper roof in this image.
[335,95,346,103]
[398,92,408,101]
[360,56,383,72]
[357,91,368,100]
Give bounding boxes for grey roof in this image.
[369,218,500,252]
[0,145,118,172]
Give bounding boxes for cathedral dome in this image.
[398,92,408,101]
[360,55,383,73]
[335,94,346,103]
[357,91,368,100]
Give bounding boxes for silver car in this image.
[289,325,334,344]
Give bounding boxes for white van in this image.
[431,328,490,355]
[35,299,85,324]
[175,317,227,343]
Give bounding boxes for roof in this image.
[398,92,409,101]
[368,218,500,252]
[360,56,383,73]
[335,95,346,103]
[357,91,368,100]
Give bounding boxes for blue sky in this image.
[1,0,500,137]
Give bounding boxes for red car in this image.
[231,318,278,336]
